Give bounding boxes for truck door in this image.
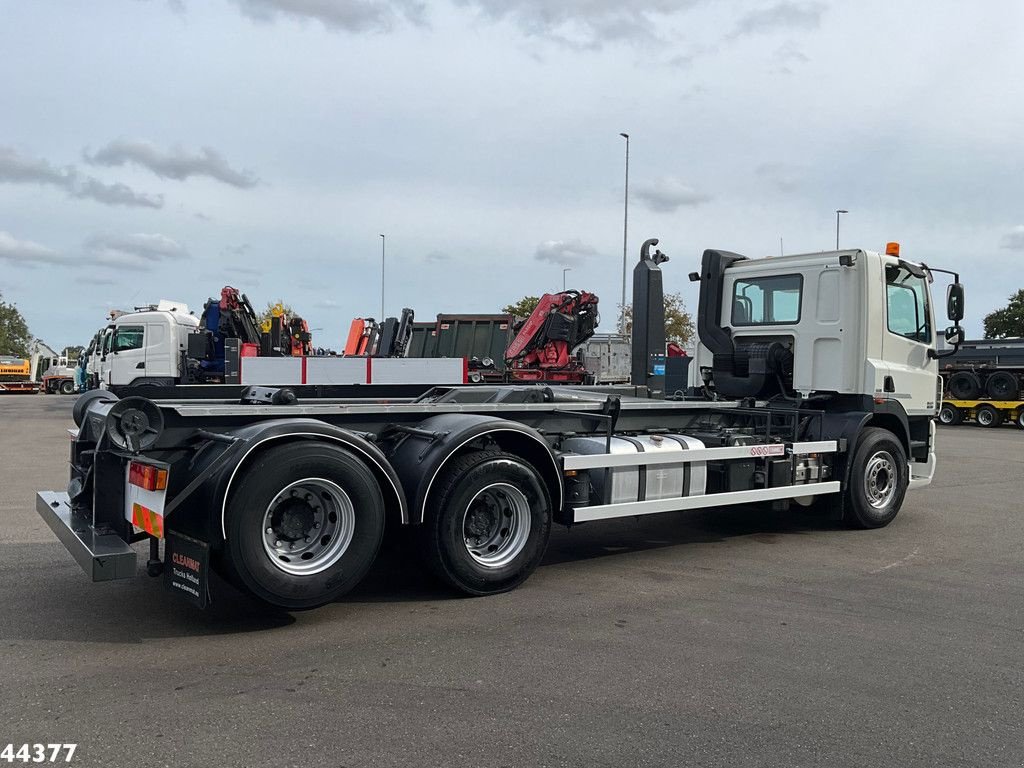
[110,324,146,385]
[881,263,938,417]
[144,320,171,379]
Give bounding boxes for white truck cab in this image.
[98,301,198,390]
[691,244,964,494]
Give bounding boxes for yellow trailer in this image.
[939,399,1024,429]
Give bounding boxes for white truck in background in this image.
[87,301,199,391]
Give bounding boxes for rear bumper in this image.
[36,491,136,581]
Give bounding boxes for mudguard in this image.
[387,413,563,524]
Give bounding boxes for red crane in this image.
[505,291,600,383]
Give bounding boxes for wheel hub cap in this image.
[463,483,531,569]
[864,451,897,510]
[262,478,355,576]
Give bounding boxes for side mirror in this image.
[944,326,964,346]
[946,282,964,322]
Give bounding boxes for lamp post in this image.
[619,132,630,334]
[562,267,571,291]
[835,209,848,250]
[379,233,386,320]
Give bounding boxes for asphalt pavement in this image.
[1,395,1022,768]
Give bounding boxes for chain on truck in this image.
[36,238,967,611]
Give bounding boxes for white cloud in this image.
[84,233,189,270]
[535,239,600,267]
[633,177,711,212]
[727,1,826,39]
[85,139,259,189]
[1000,226,1024,250]
[0,146,162,208]
[0,231,75,267]
[231,0,425,33]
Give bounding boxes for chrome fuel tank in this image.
[561,434,706,506]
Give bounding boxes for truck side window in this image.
[732,275,802,325]
[885,266,931,343]
[113,326,145,351]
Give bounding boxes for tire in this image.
[937,403,962,426]
[420,450,552,596]
[59,379,76,395]
[1016,410,1024,430]
[947,371,981,400]
[220,441,386,610]
[72,389,118,427]
[975,404,1003,428]
[984,371,1020,401]
[844,427,909,529]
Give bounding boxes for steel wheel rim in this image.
[462,482,531,568]
[864,451,897,510]
[262,478,355,576]
[939,408,954,424]
[977,409,993,426]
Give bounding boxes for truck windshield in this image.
[885,265,931,343]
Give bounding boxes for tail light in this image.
[128,461,167,492]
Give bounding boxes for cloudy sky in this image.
[1,1,1021,349]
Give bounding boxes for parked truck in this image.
[0,353,78,394]
[36,238,965,612]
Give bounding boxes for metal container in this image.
[581,334,632,384]
[432,315,513,371]
[561,433,706,506]
[406,322,438,359]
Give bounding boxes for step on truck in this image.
[36,238,966,611]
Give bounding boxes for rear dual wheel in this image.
[221,442,385,610]
[420,450,552,596]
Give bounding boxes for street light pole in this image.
[835,209,848,250]
[619,132,630,335]
[562,267,571,291]
[379,233,386,320]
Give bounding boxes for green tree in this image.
[0,292,33,357]
[983,289,1024,338]
[259,300,296,327]
[62,345,85,362]
[618,291,695,345]
[502,296,541,318]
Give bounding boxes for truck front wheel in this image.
[221,442,386,610]
[844,427,908,529]
[421,450,552,596]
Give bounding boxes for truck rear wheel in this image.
[844,427,908,529]
[59,379,76,395]
[221,442,386,610]
[975,404,1003,428]
[420,450,551,596]
[937,403,961,426]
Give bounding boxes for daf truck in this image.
[35,239,965,612]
